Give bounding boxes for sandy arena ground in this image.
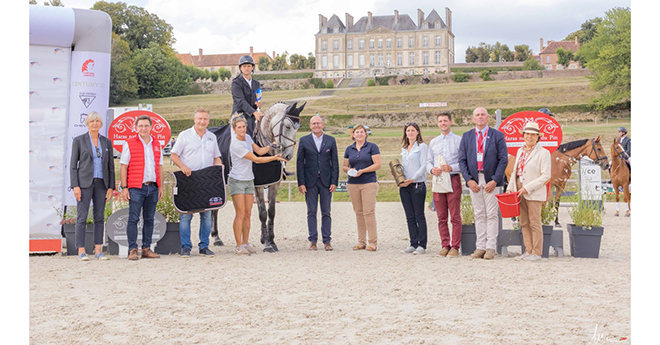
[29,201,630,344]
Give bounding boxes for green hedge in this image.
[451,66,524,73]
[253,72,314,80]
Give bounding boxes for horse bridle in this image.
[587,138,608,166]
[271,113,300,152]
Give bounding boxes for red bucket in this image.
[495,192,521,218]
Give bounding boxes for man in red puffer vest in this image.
[119,115,164,260]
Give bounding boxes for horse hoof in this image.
[213,239,225,246]
[263,246,275,253]
[614,212,619,217]
[271,243,279,252]
[625,211,630,217]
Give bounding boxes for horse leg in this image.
[254,187,274,252]
[210,209,224,246]
[623,182,631,217]
[553,186,562,227]
[613,183,620,216]
[267,184,279,251]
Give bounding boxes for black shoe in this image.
[180,247,191,258]
[199,247,215,258]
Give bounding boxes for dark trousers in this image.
[433,174,463,250]
[75,178,107,249]
[305,178,332,243]
[127,184,159,250]
[399,182,427,249]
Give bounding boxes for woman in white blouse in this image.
[397,123,429,255]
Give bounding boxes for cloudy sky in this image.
[54,0,630,62]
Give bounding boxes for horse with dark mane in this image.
[207,102,305,252]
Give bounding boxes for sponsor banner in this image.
[108,110,172,152]
[579,158,604,200]
[498,111,563,156]
[63,51,111,205]
[29,45,71,238]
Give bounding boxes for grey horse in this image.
[209,102,305,252]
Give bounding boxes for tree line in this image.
[31,1,315,105]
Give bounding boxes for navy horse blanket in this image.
[172,165,227,213]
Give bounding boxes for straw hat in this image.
[520,122,543,136]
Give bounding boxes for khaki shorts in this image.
[228,177,255,196]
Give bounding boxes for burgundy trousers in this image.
[433,174,463,250]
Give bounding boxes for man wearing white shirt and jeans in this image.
[426,113,463,257]
[171,107,223,258]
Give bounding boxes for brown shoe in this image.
[470,249,486,259]
[128,248,139,261]
[324,242,333,251]
[309,242,317,251]
[483,249,496,260]
[141,247,160,259]
[447,248,460,257]
[438,248,450,257]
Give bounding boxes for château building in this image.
[314,8,455,78]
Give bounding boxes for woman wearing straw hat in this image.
[506,122,551,262]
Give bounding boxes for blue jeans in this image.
[179,211,212,250]
[127,184,159,250]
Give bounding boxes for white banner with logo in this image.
[63,51,111,205]
[579,157,603,200]
[29,45,71,238]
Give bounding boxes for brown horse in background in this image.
[610,138,631,217]
[505,136,609,226]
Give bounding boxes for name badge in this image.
[477,153,483,162]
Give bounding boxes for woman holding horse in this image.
[343,125,382,251]
[397,123,429,255]
[229,116,286,255]
[506,122,551,262]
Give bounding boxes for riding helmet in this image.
[538,107,554,116]
[238,55,255,67]
[618,126,627,133]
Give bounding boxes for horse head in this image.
[590,136,610,170]
[265,102,305,161]
[612,137,628,161]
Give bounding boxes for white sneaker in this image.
[244,243,257,254]
[413,247,426,255]
[525,254,541,262]
[402,246,416,253]
[514,252,530,261]
[235,245,251,256]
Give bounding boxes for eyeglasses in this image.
[96,147,101,158]
[405,122,417,126]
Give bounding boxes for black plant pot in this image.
[155,223,181,254]
[63,224,96,256]
[567,224,604,258]
[460,224,476,256]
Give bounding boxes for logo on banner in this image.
[82,59,96,77]
[76,113,88,128]
[79,92,97,108]
[108,110,171,153]
[498,111,563,156]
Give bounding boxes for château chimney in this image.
[394,10,399,25]
[199,48,203,57]
[418,9,424,28]
[367,11,372,26]
[445,7,452,32]
[540,38,544,52]
[319,14,327,32]
[249,46,253,56]
[346,13,353,29]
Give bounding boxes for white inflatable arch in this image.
[29,5,111,252]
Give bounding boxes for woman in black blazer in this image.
[69,111,115,261]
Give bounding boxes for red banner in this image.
[108,110,171,152]
[498,111,562,156]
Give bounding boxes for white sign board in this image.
[419,102,448,108]
[579,157,603,200]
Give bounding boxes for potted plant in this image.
[540,201,557,258]
[460,195,476,256]
[154,181,182,254]
[567,200,604,258]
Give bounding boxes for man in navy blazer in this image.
[297,115,339,251]
[458,107,509,260]
[231,55,263,137]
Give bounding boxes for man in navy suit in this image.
[297,115,339,251]
[458,107,509,260]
